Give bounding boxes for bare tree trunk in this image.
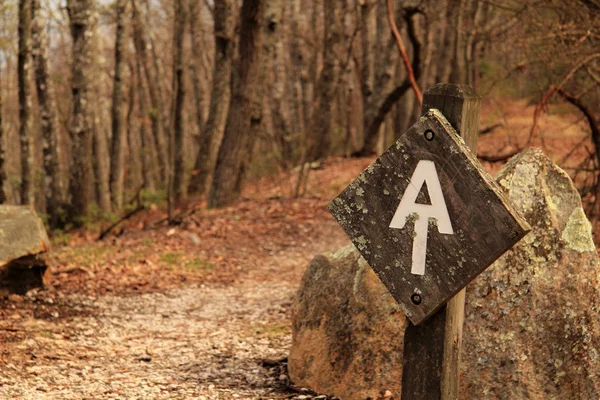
[360,1,422,156]
[134,59,156,191]
[188,0,235,195]
[31,0,63,224]
[93,118,112,214]
[67,0,96,221]
[307,0,343,161]
[18,0,34,205]
[360,0,376,146]
[189,0,207,139]
[0,64,6,204]
[301,0,319,136]
[91,14,111,215]
[264,0,292,167]
[436,0,455,83]
[110,0,130,210]
[288,0,306,152]
[132,0,168,182]
[466,0,486,91]
[450,0,467,83]
[125,60,144,192]
[170,0,187,208]
[208,0,265,208]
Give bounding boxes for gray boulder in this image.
[0,205,50,294]
[290,148,600,399]
[462,148,600,399]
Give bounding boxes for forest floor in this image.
[0,99,596,400]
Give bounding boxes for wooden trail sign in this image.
[328,94,530,326]
[330,84,531,400]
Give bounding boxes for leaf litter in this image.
[0,157,372,399]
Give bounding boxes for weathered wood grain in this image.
[403,83,481,400]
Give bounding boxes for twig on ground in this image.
[97,205,145,241]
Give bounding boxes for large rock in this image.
[290,148,600,399]
[289,246,404,400]
[462,148,600,399]
[0,205,50,294]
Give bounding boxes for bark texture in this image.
[171,0,187,202]
[67,0,96,221]
[132,0,168,182]
[208,0,265,208]
[188,0,235,195]
[18,0,34,205]
[91,16,111,215]
[307,0,343,161]
[189,0,207,139]
[264,0,292,167]
[0,65,6,204]
[109,0,130,210]
[31,0,63,224]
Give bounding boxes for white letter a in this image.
[389,160,453,275]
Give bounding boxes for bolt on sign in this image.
[329,110,530,325]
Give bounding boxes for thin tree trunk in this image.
[307,0,343,161]
[301,0,319,136]
[288,0,305,153]
[264,0,292,167]
[450,0,467,83]
[132,0,168,182]
[31,0,63,224]
[0,63,6,204]
[208,0,265,208]
[135,67,161,192]
[436,0,455,83]
[189,0,207,138]
[92,122,112,214]
[188,0,235,195]
[126,60,144,192]
[170,0,187,207]
[18,0,34,206]
[91,16,111,215]
[67,0,96,221]
[135,59,155,191]
[110,0,130,210]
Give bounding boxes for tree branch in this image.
[386,0,422,104]
[528,53,600,145]
[356,7,422,156]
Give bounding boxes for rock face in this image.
[290,148,600,399]
[462,148,600,399]
[289,246,404,400]
[0,206,50,294]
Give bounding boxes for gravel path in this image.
[0,239,348,400]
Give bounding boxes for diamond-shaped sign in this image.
[329,110,530,325]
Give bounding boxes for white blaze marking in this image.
[389,160,454,275]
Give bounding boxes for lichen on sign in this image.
[329,110,530,325]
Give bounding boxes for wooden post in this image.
[401,84,481,400]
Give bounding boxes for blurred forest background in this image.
[0,0,599,231]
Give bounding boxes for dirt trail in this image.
[0,228,349,400]
[0,159,363,400]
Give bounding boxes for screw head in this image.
[411,293,422,305]
[424,129,435,141]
